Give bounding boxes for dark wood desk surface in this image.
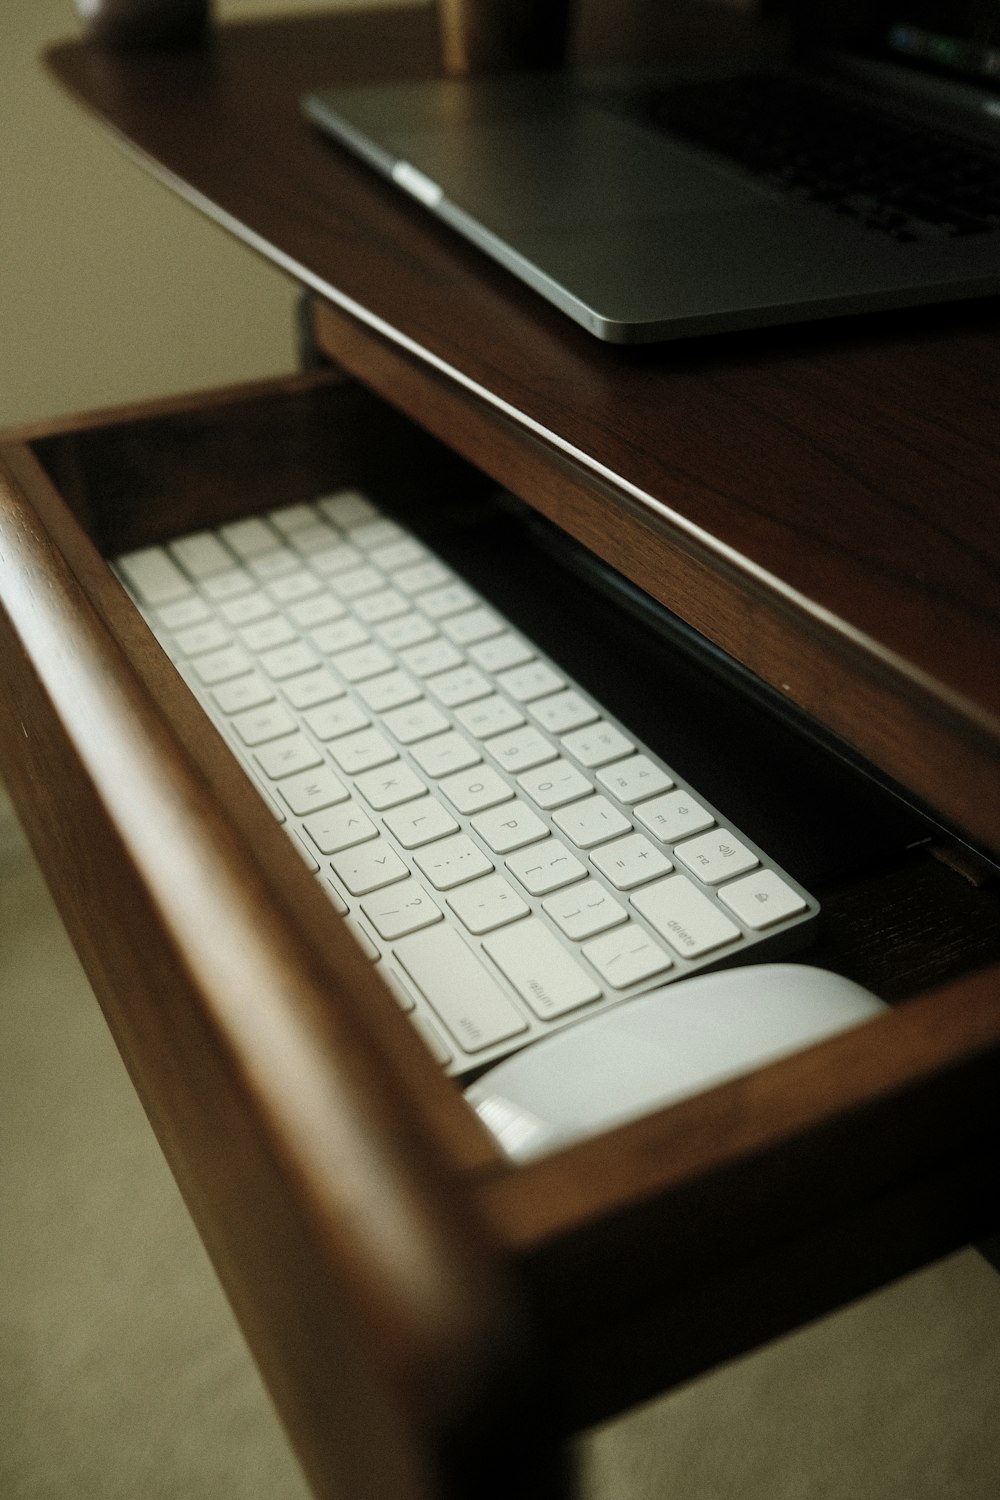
[47,2,1000,857]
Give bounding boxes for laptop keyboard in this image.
[626,73,1000,243]
[115,490,818,1077]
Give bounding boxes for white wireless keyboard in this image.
[115,489,819,1076]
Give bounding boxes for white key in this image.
[317,490,380,528]
[551,794,631,850]
[331,565,383,601]
[240,616,296,653]
[349,518,406,551]
[418,582,477,619]
[157,595,211,630]
[201,568,254,602]
[487,725,556,773]
[393,926,528,1053]
[249,548,302,580]
[173,619,230,657]
[268,502,318,534]
[426,666,491,708]
[356,670,421,714]
[303,699,369,742]
[168,531,234,578]
[506,837,586,895]
[192,644,253,685]
[440,607,503,646]
[253,733,323,781]
[471,800,548,854]
[582,924,672,988]
[382,796,459,849]
[259,641,320,681]
[354,587,408,624]
[410,731,481,779]
[289,524,339,557]
[542,880,628,941]
[381,700,449,745]
[277,765,349,816]
[361,879,442,941]
[327,728,396,775]
[439,766,513,816]
[630,875,740,958]
[281,667,344,711]
[303,801,377,854]
[596,754,673,806]
[674,830,759,885]
[468,633,533,673]
[395,560,451,595]
[516,758,590,810]
[219,516,280,559]
[330,837,408,895]
[231,702,296,746]
[454,695,525,741]
[267,570,322,605]
[218,591,276,627]
[117,546,191,605]
[590,833,672,890]
[529,690,598,735]
[400,639,463,679]
[561,721,633,769]
[718,870,808,929]
[286,593,345,630]
[312,618,369,655]
[370,538,426,572]
[310,543,365,577]
[353,763,426,810]
[483,918,601,1020]
[211,673,274,715]
[497,661,564,703]
[413,833,493,891]
[634,790,715,844]
[446,875,529,935]
[331,643,394,683]
[375,612,437,651]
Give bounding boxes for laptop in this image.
[302,1,1000,343]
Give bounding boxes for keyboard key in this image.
[381,700,450,745]
[395,559,451,595]
[218,590,277,627]
[718,869,808,929]
[331,565,383,601]
[542,880,628,940]
[277,765,349,816]
[361,879,442,940]
[414,833,493,890]
[561,721,633,768]
[516,758,590,809]
[426,665,492,708]
[267,570,322,605]
[249,548,299,580]
[375,612,437,651]
[634,789,714,843]
[506,837,586,895]
[331,642,394,683]
[630,875,740,958]
[356,670,421,714]
[268,502,318,534]
[382,796,459,849]
[582,924,672,988]
[399,638,463,679]
[173,620,231,657]
[674,829,758,884]
[327,728,397,775]
[439,607,503,646]
[468,633,534,673]
[253,733,323,781]
[439,766,513,816]
[317,489,380,528]
[211,673,274,715]
[201,568,254,602]
[497,661,564,703]
[240,616,297,653]
[287,593,345,630]
[483,918,601,1019]
[231,702,297,746]
[303,699,369,741]
[192,645,253,685]
[353,763,426,810]
[529,690,598,735]
[311,618,369,655]
[281,667,344,711]
[446,874,529,934]
[117,546,191,605]
[418,581,477,618]
[551,794,631,849]
[471,800,547,854]
[393,926,528,1053]
[410,731,481,779]
[590,833,672,890]
[354,587,408,624]
[303,801,377,854]
[219,516,280,559]
[259,641,320,680]
[330,837,408,895]
[454,695,525,741]
[486,725,556,773]
[158,595,212,630]
[169,531,233,578]
[596,754,673,805]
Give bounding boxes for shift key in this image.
[393,926,528,1053]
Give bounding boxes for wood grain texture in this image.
[46,3,1000,855]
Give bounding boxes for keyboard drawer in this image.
[2,371,998,1475]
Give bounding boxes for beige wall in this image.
[0,1,420,429]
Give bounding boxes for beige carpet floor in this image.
[2,797,999,1500]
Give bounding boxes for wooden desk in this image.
[1,5,998,1498]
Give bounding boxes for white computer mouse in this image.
[465,963,887,1162]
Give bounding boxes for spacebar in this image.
[393,927,529,1054]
